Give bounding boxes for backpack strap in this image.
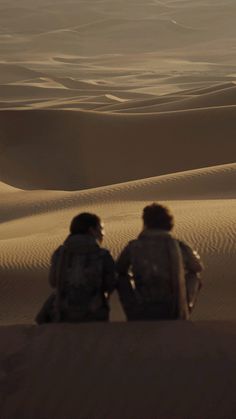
[170,239,189,320]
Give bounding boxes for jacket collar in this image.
[64,233,100,252]
[138,229,171,239]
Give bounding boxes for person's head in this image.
[70,212,104,243]
[142,203,174,232]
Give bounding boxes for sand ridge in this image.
[111,85,236,113]
[0,164,235,222]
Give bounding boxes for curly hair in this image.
[142,203,174,231]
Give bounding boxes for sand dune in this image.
[0,63,43,84]
[0,164,235,222]
[99,83,236,112]
[114,85,236,113]
[0,196,236,324]
[0,163,235,324]
[1,322,236,419]
[1,0,234,57]
[0,107,235,190]
[171,82,236,96]
[1,0,236,417]
[0,85,82,100]
[0,0,235,326]
[97,94,189,112]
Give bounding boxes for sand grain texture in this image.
[0,322,236,419]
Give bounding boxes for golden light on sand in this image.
[0,1,236,416]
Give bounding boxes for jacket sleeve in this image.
[178,241,204,274]
[48,246,61,288]
[102,250,117,295]
[116,243,131,276]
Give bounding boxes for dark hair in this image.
[70,212,101,235]
[142,203,174,231]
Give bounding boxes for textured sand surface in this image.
[0,163,235,324]
[0,1,236,417]
[0,322,236,419]
[0,0,236,326]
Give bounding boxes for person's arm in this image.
[179,240,204,310]
[102,250,117,295]
[116,243,131,277]
[179,241,203,275]
[48,246,62,288]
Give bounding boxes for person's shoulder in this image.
[122,239,139,252]
[177,239,201,260]
[99,248,115,266]
[99,247,113,258]
[51,244,65,259]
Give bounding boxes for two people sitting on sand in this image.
[36,203,203,324]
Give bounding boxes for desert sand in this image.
[0,322,236,419]
[0,0,236,417]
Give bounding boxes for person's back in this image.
[116,204,203,321]
[36,212,116,323]
[54,234,115,322]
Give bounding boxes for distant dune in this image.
[114,85,236,113]
[0,107,235,190]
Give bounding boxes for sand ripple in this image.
[0,164,235,323]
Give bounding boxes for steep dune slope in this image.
[0,108,235,190]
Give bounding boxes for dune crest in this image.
[0,108,235,190]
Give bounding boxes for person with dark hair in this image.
[70,213,104,238]
[117,203,203,321]
[36,212,116,323]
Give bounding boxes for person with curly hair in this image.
[117,203,203,321]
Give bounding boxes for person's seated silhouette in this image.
[36,213,116,323]
[116,203,203,320]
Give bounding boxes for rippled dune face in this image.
[0,0,236,324]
